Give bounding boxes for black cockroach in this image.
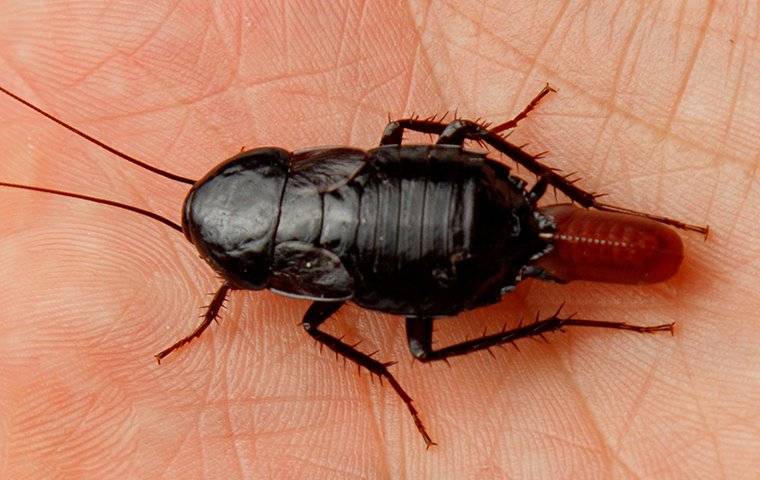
[0,84,707,447]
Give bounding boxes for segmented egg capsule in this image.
[537,204,684,284]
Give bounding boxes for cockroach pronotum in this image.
[0,84,708,447]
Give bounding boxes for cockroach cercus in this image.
[1,84,708,447]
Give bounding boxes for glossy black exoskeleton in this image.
[0,84,707,447]
[183,144,546,316]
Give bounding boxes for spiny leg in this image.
[379,83,556,146]
[155,282,232,363]
[379,118,446,145]
[386,116,703,234]
[380,88,706,234]
[438,119,708,234]
[527,175,549,205]
[405,306,674,363]
[490,83,556,133]
[303,301,436,447]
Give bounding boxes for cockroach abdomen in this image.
[537,205,684,284]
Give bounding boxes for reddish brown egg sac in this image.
[537,205,684,284]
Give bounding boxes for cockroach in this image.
[0,84,708,447]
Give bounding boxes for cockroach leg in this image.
[154,282,233,364]
[441,121,708,234]
[380,83,555,146]
[386,117,707,235]
[380,85,706,235]
[527,175,549,205]
[379,118,444,145]
[302,301,436,448]
[405,310,674,363]
[489,83,557,134]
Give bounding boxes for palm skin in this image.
[1,1,758,479]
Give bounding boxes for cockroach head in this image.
[181,147,291,289]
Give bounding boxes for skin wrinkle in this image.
[398,45,422,132]
[201,338,219,477]
[583,5,647,201]
[156,300,223,477]
[471,0,486,104]
[507,1,571,113]
[126,3,182,61]
[1,1,758,478]
[216,325,246,480]
[655,408,733,462]
[424,2,757,172]
[80,108,191,256]
[607,449,643,480]
[540,341,615,476]
[361,352,394,480]
[436,1,550,75]
[610,349,662,450]
[661,1,717,135]
[720,6,748,147]
[365,380,393,480]
[422,3,469,106]
[727,156,760,240]
[671,334,729,480]
[153,413,197,478]
[699,153,721,229]
[344,70,407,143]
[63,50,119,91]
[406,1,448,113]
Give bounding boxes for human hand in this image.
[1,2,758,478]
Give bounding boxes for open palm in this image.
[1,2,758,479]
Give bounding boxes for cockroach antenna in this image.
[0,85,195,185]
[0,84,193,232]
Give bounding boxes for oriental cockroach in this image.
[0,84,708,447]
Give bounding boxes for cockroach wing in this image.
[289,147,368,193]
[269,241,354,301]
